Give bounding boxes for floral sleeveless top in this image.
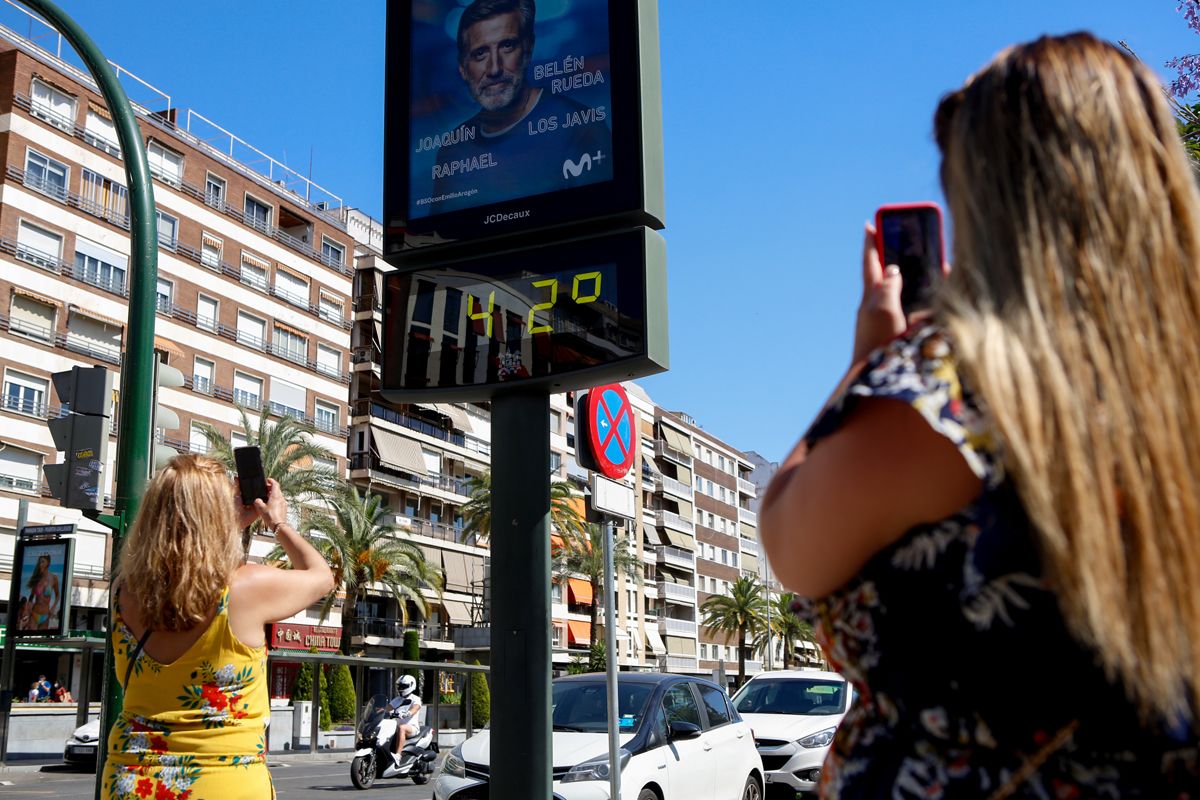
[102,588,272,800]
[793,323,1200,798]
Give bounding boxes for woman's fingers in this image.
[862,223,882,295]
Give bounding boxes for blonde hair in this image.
[116,454,243,631]
[936,32,1200,722]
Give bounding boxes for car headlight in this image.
[440,744,467,778]
[560,749,631,783]
[797,727,837,748]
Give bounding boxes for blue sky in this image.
[33,1,1200,462]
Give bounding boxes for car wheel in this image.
[742,774,763,800]
[637,789,658,800]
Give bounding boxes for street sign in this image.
[591,474,635,518]
[19,524,76,539]
[585,384,636,479]
[384,0,664,257]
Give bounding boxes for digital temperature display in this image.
[381,227,667,401]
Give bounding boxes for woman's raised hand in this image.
[852,223,908,364]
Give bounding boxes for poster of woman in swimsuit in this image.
[12,538,73,638]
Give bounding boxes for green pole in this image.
[17,2,158,796]
[490,391,552,799]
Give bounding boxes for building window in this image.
[197,295,219,332]
[83,105,119,155]
[205,173,226,208]
[274,269,309,307]
[268,377,306,420]
[700,643,708,660]
[80,169,129,225]
[193,357,214,395]
[550,451,562,473]
[24,150,68,199]
[3,370,48,417]
[15,221,63,270]
[200,233,223,271]
[318,293,343,325]
[232,372,263,410]
[189,422,210,454]
[66,310,122,363]
[9,293,56,342]
[30,78,75,131]
[147,141,183,187]
[156,210,178,250]
[551,625,563,648]
[0,444,42,494]
[551,582,563,604]
[316,344,341,379]
[240,254,268,291]
[236,312,267,350]
[231,431,249,449]
[74,241,127,295]
[244,194,272,232]
[273,326,307,364]
[314,400,339,433]
[321,237,345,268]
[155,278,173,312]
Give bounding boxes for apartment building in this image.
[0,16,353,699]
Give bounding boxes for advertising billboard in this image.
[381,226,668,400]
[384,0,664,256]
[11,537,74,639]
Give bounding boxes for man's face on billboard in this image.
[459,11,529,112]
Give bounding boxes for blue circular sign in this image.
[586,384,636,479]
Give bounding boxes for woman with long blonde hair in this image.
[100,455,333,800]
[761,33,1200,797]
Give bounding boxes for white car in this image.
[433,672,764,800]
[731,670,852,797]
[64,717,101,765]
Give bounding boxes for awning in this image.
[567,620,591,645]
[371,428,426,475]
[665,635,697,656]
[417,546,442,568]
[645,627,666,655]
[201,232,224,250]
[68,305,123,327]
[273,320,308,339]
[436,403,473,433]
[642,454,662,475]
[11,286,62,307]
[242,251,271,271]
[442,551,474,593]
[87,100,112,121]
[741,554,759,573]
[661,425,691,453]
[154,336,184,360]
[662,529,695,550]
[440,599,473,625]
[568,578,593,605]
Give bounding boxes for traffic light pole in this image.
[16,3,158,795]
[490,391,552,800]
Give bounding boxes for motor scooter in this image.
[350,694,438,789]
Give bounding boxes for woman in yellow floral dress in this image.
[102,455,334,800]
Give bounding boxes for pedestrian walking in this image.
[761,32,1200,798]
[99,454,333,800]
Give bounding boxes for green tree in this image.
[461,660,490,728]
[700,575,767,688]
[271,486,443,656]
[554,524,641,641]
[197,404,340,550]
[292,661,332,729]
[566,641,607,675]
[403,630,421,691]
[754,591,818,670]
[461,471,586,545]
[329,663,356,723]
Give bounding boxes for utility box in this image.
[291,701,312,745]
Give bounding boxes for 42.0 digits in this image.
[467,271,602,337]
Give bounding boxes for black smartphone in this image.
[875,203,946,314]
[234,446,268,507]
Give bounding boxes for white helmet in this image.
[396,675,417,697]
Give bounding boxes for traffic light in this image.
[44,365,114,510]
[152,361,185,471]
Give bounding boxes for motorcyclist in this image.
[390,675,422,766]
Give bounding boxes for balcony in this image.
[366,402,490,457]
[655,441,693,467]
[739,537,760,558]
[738,507,758,526]
[643,583,658,600]
[352,617,454,645]
[664,655,698,672]
[744,660,764,675]
[738,477,757,496]
[386,514,477,547]
[656,545,695,570]
[656,475,694,500]
[659,617,698,637]
[657,581,697,605]
[655,510,695,536]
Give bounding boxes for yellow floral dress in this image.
[102,588,272,800]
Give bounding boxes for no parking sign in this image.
[576,384,637,480]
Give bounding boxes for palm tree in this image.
[271,486,443,656]
[198,404,340,550]
[700,574,767,688]
[554,523,642,640]
[754,591,818,670]
[460,471,586,545]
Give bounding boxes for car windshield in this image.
[551,681,654,733]
[732,678,847,715]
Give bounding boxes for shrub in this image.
[403,630,421,693]
[469,660,490,728]
[330,663,356,723]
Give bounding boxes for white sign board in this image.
[591,474,635,518]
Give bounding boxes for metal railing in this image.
[655,441,693,467]
[659,617,698,637]
[737,477,756,496]
[352,617,454,643]
[657,581,697,604]
[739,537,760,557]
[664,655,699,671]
[655,510,695,535]
[656,475,695,500]
[655,545,695,569]
[738,507,758,526]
